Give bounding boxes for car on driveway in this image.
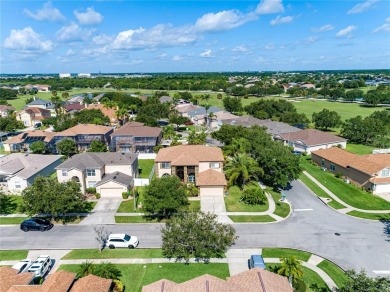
[249,255,266,270]
[12,259,33,273]
[27,256,51,278]
[20,218,53,232]
[106,233,139,249]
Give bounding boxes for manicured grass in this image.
[138,160,155,179]
[301,158,390,210]
[317,260,349,288]
[117,199,138,213]
[299,173,346,210]
[345,143,377,155]
[224,186,269,212]
[59,263,230,292]
[268,190,291,218]
[262,248,311,261]
[229,215,276,222]
[0,195,23,214]
[301,266,330,292]
[62,249,164,260]
[346,211,390,220]
[0,217,26,224]
[0,250,28,261]
[115,216,166,223]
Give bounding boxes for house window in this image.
[88,181,97,188]
[321,159,325,167]
[330,164,335,172]
[381,169,390,177]
[62,170,68,177]
[86,169,96,177]
[161,162,170,169]
[188,174,195,183]
[15,181,21,189]
[210,162,219,169]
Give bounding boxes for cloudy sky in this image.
[1,0,389,73]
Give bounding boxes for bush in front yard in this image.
[335,172,343,179]
[86,187,96,194]
[240,185,266,205]
[95,193,101,199]
[122,192,129,199]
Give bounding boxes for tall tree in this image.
[29,141,47,154]
[312,109,342,130]
[187,130,206,145]
[88,140,107,152]
[278,257,304,286]
[57,138,77,157]
[223,96,243,113]
[225,153,263,188]
[335,269,390,292]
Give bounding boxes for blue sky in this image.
[1,0,389,73]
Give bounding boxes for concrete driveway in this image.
[79,198,122,225]
[226,249,262,275]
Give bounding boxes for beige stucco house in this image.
[56,152,138,198]
[16,107,51,127]
[155,145,227,197]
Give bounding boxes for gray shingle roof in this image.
[55,152,137,171]
[0,153,63,179]
[95,171,132,187]
[187,106,223,117]
[27,99,51,105]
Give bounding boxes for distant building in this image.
[59,73,71,78]
[77,73,91,78]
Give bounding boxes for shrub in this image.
[185,184,199,197]
[86,187,96,194]
[95,193,101,199]
[122,192,129,199]
[240,185,266,205]
[113,279,124,292]
[335,172,343,179]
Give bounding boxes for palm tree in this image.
[129,104,137,116]
[225,153,264,188]
[217,93,223,106]
[278,257,304,287]
[76,261,94,278]
[201,94,212,105]
[115,108,129,125]
[51,91,62,116]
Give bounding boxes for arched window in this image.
[188,173,195,183]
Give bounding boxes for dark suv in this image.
[20,218,53,232]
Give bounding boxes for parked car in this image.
[27,256,51,278]
[34,123,42,128]
[106,233,139,249]
[12,259,33,273]
[249,255,266,270]
[20,218,53,232]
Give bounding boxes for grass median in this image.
[346,211,390,221]
[62,249,164,259]
[228,215,276,223]
[262,248,311,261]
[317,260,349,288]
[268,190,291,218]
[224,186,269,212]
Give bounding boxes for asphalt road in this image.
[1,180,389,275]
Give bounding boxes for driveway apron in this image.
[79,198,122,225]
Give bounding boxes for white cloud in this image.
[56,23,94,42]
[172,56,183,61]
[23,2,65,22]
[66,49,75,56]
[336,25,357,38]
[3,27,53,51]
[111,24,197,50]
[74,7,104,25]
[194,10,257,32]
[93,34,114,45]
[304,36,319,44]
[311,24,334,32]
[200,49,213,58]
[270,15,294,26]
[256,0,284,14]
[232,45,249,52]
[347,0,378,14]
[265,43,275,50]
[372,17,390,33]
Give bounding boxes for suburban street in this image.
[0,180,389,276]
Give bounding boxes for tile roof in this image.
[111,122,162,137]
[213,111,239,121]
[23,107,51,115]
[0,105,15,111]
[155,145,224,165]
[56,152,137,171]
[175,104,202,114]
[64,103,85,112]
[0,153,63,179]
[142,279,178,292]
[70,274,112,292]
[37,270,75,292]
[56,124,113,136]
[84,104,117,122]
[95,171,132,187]
[312,148,390,175]
[279,129,346,146]
[369,176,390,184]
[222,115,267,127]
[4,131,55,144]
[196,169,227,186]
[0,267,35,292]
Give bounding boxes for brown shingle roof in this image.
[71,274,112,292]
[38,270,75,292]
[311,147,356,168]
[0,105,15,111]
[279,129,346,147]
[4,131,55,144]
[23,107,51,115]
[155,145,224,165]
[111,122,162,137]
[141,279,178,292]
[64,103,85,112]
[174,274,240,292]
[84,104,117,122]
[56,124,113,136]
[196,169,227,186]
[175,104,202,114]
[0,267,35,292]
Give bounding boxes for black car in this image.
[20,218,53,232]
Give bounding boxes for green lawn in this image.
[138,160,155,179]
[224,186,269,212]
[317,260,349,288]
[346,211,390,220]
[345,143,378,155]
[59,263,230,292]
[117,187,146,213]
[0,217,27,224]
[62,249,164,260]
[0,250,28,261]
[0,195,23,214]
[262,248,311,261]
[301,158,390,210]
[299,173,346,210]
[229,215,276,222]
[115,216,166,223]
[268,190,291,217]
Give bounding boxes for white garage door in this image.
[199,187,224,197]
[375,184,390,194]
[99,188,123,198]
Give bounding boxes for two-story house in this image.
[312,147,390,194]
[155,145,227,197]
[56,152,138,197]
[110,122,162,153]
[0,105,15,118]
[3,130,55,153]
[16,107,51,127]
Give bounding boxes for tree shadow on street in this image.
[381,219,390,243]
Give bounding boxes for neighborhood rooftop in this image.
[56,124,113,136]
[279,129,347,146]
[155,145,224,165]
[111,122,162,137]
